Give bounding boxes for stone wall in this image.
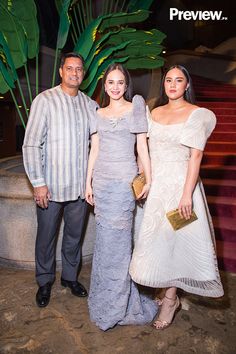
[0,156,96,269]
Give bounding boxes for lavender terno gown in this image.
[88,95,158,331]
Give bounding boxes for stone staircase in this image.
[193,75,236,273]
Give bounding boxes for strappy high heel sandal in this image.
[153,295,181,330]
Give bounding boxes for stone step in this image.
[213,216,236,242]
[202,152,236,165]
[213,115,236,123]
[197,101,236,108]
[205,142,236,153]
[207,196,236,218]
[200,165,236,179]
[214,123,236,131]
[195,85,236,93]
[209,132,236,142]
[216,241,236,273]
[210,108,236,115]
[202,178,236,197]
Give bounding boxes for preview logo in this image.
[170,8,228,21]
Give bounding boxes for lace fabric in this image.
[130,108,224,298]
[88,95,158,331]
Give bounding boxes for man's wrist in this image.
[31,178,46,188]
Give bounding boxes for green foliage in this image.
[72,6,166,96]
[127,0,154,12]
[56,0,71,49]
[0,32,17,81]
[0,32,17,94]
[74,16,107,60]
[98,9,150,32]
[6,0,39,59]
[0,3,27,69]
[80,41,131,90]
[0,0,166,127]
[55,0,64,14]
[0,71,10,94]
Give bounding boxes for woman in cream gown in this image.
[129,65,224,330]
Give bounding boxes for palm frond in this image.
[98,9,150,32]
[0,3,27,69]
[80,41,131,89]
[0,71,10,94]
[127,0,154,12]
[7,0,39,59]
[52,0,72,87]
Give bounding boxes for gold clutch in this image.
[132,172,146,199]
[166,209,198,231]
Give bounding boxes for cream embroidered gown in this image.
[129,108,224,297]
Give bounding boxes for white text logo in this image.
[169,8,228,21]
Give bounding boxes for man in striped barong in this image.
[23,52,98,308]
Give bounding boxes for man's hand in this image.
[34,185,51,209]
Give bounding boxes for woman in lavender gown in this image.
[85,63,158,331]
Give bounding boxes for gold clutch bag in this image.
[132,172,146,199]
[166,209,198,231]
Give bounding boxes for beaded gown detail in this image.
[88,95,158,331]
[130,108,224,298]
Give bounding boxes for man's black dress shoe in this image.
[61,278,88,297]
[36,282,52,308]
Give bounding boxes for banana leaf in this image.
[80,41,131,89]
[0,71,11,94]
[55,0,64,14]
[74,10,150,60]
[57,0,72,49]
[0,4,27,69]
[105,28,166,46]
[73,15,111,60]
[125,56,165,69]
[84,29,122,69]
[127,0,154,12]
[85,57,129,97]
[0,59,15,88]
[98,9,150,32]
[52,0,72,86]
[113,43,164,57]
[0,32,17,81]
[6,0,39,59]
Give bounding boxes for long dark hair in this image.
[101,63,133,107]
[156,65,195,107]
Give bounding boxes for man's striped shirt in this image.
[23,85,98,202]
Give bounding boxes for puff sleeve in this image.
[180,108,216,151]
[88,99,99,135]
[129,95,148,133]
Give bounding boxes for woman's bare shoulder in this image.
[97,107,106,114]
[185,103,199,113]
[151,106,165,119]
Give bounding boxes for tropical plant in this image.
[0,0,166,127]
[0,0,39,127]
